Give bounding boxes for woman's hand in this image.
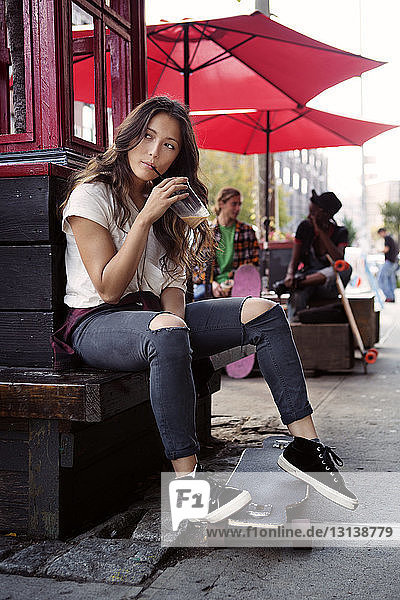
[141,177,189,224]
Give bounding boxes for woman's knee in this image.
[148,313,187,331]
[240,297,276,324]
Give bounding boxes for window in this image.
[301,178,308,195]
[70,1,133,150]
[274,160,280,179]
[301,149,308,164]
[283,167,291,185]
[105,0,130,21]
[0,0,145,154]
[0,0,33,140]
[105,25,131,145]
[72,4,96,143]
[293,172,300,190]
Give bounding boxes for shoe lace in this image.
[317,445,344,476]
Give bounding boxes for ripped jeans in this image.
[71,297,312,460]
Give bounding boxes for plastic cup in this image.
[169,182,210,228]
[151,166,209,228]
[220,279,234,292]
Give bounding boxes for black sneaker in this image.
[187,466,251,523]
[272,279,288,297]
[277,437,358,510]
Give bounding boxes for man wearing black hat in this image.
[276,190,351,322]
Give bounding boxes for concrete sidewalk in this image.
[1,299,399,599]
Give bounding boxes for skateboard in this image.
[327,255,378,373]
[225,263,262,379]
[226,435,310,540]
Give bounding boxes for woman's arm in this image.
[160,287,186,319]
[68,213,152,304]
[68,177,189,304]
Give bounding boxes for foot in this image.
[385,298,395,303]
[272,279,289,297]
[188,466,251,523]
[277,437,358,510]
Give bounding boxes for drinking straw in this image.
[151,165,163,178]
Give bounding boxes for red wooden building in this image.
[0,0,147,367]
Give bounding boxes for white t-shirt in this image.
[62,181,187,308]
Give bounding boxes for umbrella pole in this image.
[183,23,190,106]
[265,111,270,241]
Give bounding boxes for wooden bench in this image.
[0,366,219,540]
[0,164,222,539]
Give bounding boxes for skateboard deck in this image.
[327,255,378,372]
[226,264,262,379]
[226,435,309,529]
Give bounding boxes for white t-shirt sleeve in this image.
[62,182,112,235]
[162,266,188,293]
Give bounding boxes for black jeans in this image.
[71,297,312,460]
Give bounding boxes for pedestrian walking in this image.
[377,227,398,302]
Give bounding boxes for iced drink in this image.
[151,166,209,229]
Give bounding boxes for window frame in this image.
[0,0,34,144]
[0,0,146,155]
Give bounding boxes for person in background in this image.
[377,227,399,302]
[274,190,351,322]
[193,187,259,299]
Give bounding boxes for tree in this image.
[341,216,357,246]
[380,201,400,245]
[275,185,291,233]
[199,149,257,226]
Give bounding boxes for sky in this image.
[145,0,400,211]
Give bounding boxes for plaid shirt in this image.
[193,220,259,284]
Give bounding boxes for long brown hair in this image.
[60,96,214,277]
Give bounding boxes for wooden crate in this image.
[0,368,219,539]
[0,167,69,367]
[291,322,354,372]
[348,294,379,348]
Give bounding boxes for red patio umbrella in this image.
[191,107,396,155]
[147,11,384,110]
[191,106,396,231]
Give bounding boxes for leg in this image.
[71,309,200,473]
[187,297,357,509]
[186,297,316,436]
[378,261,392,299]
[240,298,316,437]
[287,286,315,321]
[390,263,397,299]
[148,314,197,475]
[380,261,398,302]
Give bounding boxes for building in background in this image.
[366,180,400,239]
[273,149,328,232]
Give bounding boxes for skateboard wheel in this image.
[334,259,350,272]
[365,349,378,364]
